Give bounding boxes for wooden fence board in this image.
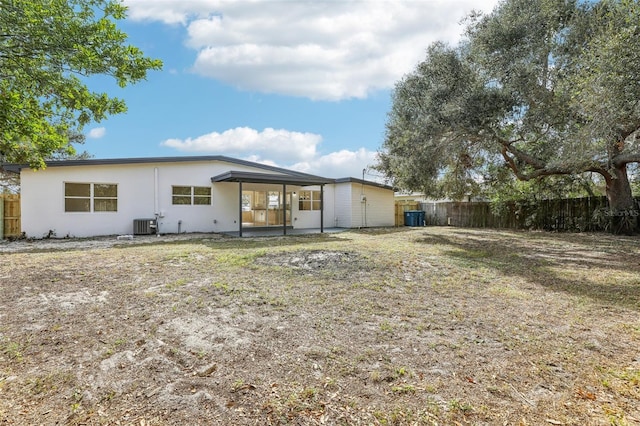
[2,194,21,238]
[395,196,639,233]
[395,201,420,226]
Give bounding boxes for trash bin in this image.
[404,211,416,226]
[404,210,425,227]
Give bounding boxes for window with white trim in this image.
[298,190,321,211]
[172,186,211,205]
[64,182,117,212]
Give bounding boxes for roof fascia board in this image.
[212,170,333,186]
[334,177,393,190]
[2,155,328,180]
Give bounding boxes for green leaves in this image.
[568,0,640,144]
[377,0,640,215]
[0,0,162,167]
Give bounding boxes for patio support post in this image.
[320,185,324,233]
[283,184,287,236]
[238,181,243,237]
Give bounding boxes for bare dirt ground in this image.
[1,227,639,425]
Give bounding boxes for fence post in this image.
[0,195,4,239]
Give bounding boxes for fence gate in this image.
[1,194,20,239]
[395,201,421,226]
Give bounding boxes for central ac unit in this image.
[133,218,157,235]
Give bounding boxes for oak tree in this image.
[377,0,640,233]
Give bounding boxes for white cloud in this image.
[124,0,215,25]
[161,126,380,179]
[160,127,322,163]
[124,0,500,101]
[289,148,380,179]
[87,127,106,139]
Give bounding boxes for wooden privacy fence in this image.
[395,200,421,226]
[1,194,20,239]
[399,196,640,232]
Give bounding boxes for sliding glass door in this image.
[242,190,292,227]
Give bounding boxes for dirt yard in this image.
[1,227,639,425]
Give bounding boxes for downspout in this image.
[154,167,159,215]
[333,183,338,227]
[238,182,243,237]
[320,185,324,233]
[361,169,367,228]
[283,184,287,236]
[154,167,160,234]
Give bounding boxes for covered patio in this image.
[211,171,334,237]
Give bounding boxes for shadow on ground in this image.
[415,229,640,310]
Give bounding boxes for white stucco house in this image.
[2,156,394,238]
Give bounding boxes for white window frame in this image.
[172,186,212,206]
[64,182,118,213]
[298,190,322,211]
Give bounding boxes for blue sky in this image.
[83,0,500,180]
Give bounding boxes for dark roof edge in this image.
[1,155,328,180]
[334,177,393,190]
[212,170,333,186]
[0,164,21,174]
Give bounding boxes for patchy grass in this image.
[1,227,639,425]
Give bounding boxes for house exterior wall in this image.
[20,160,282,238]
[211,182,241,233]
[333,183,354,227]
[349,182,368,228]
[334,182,394,228]
[18,159,394,238]
[21,163,153,238]
[361,183,395,227]
[291,185,336,229]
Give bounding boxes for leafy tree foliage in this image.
[48,130,93,161]
[1,131,92,193]
[0,168,18,193]
[377,0,640,233]
[0,0,162,168]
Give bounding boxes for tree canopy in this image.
[0,0,162,168]
[377,0,640,232]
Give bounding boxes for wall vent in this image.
[133,218,157,235]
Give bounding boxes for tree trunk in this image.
[605,164,637,234]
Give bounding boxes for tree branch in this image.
[613,152,640,167]
[501,143,611,181]
[499,139,546,170]
[501,147,573,180]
